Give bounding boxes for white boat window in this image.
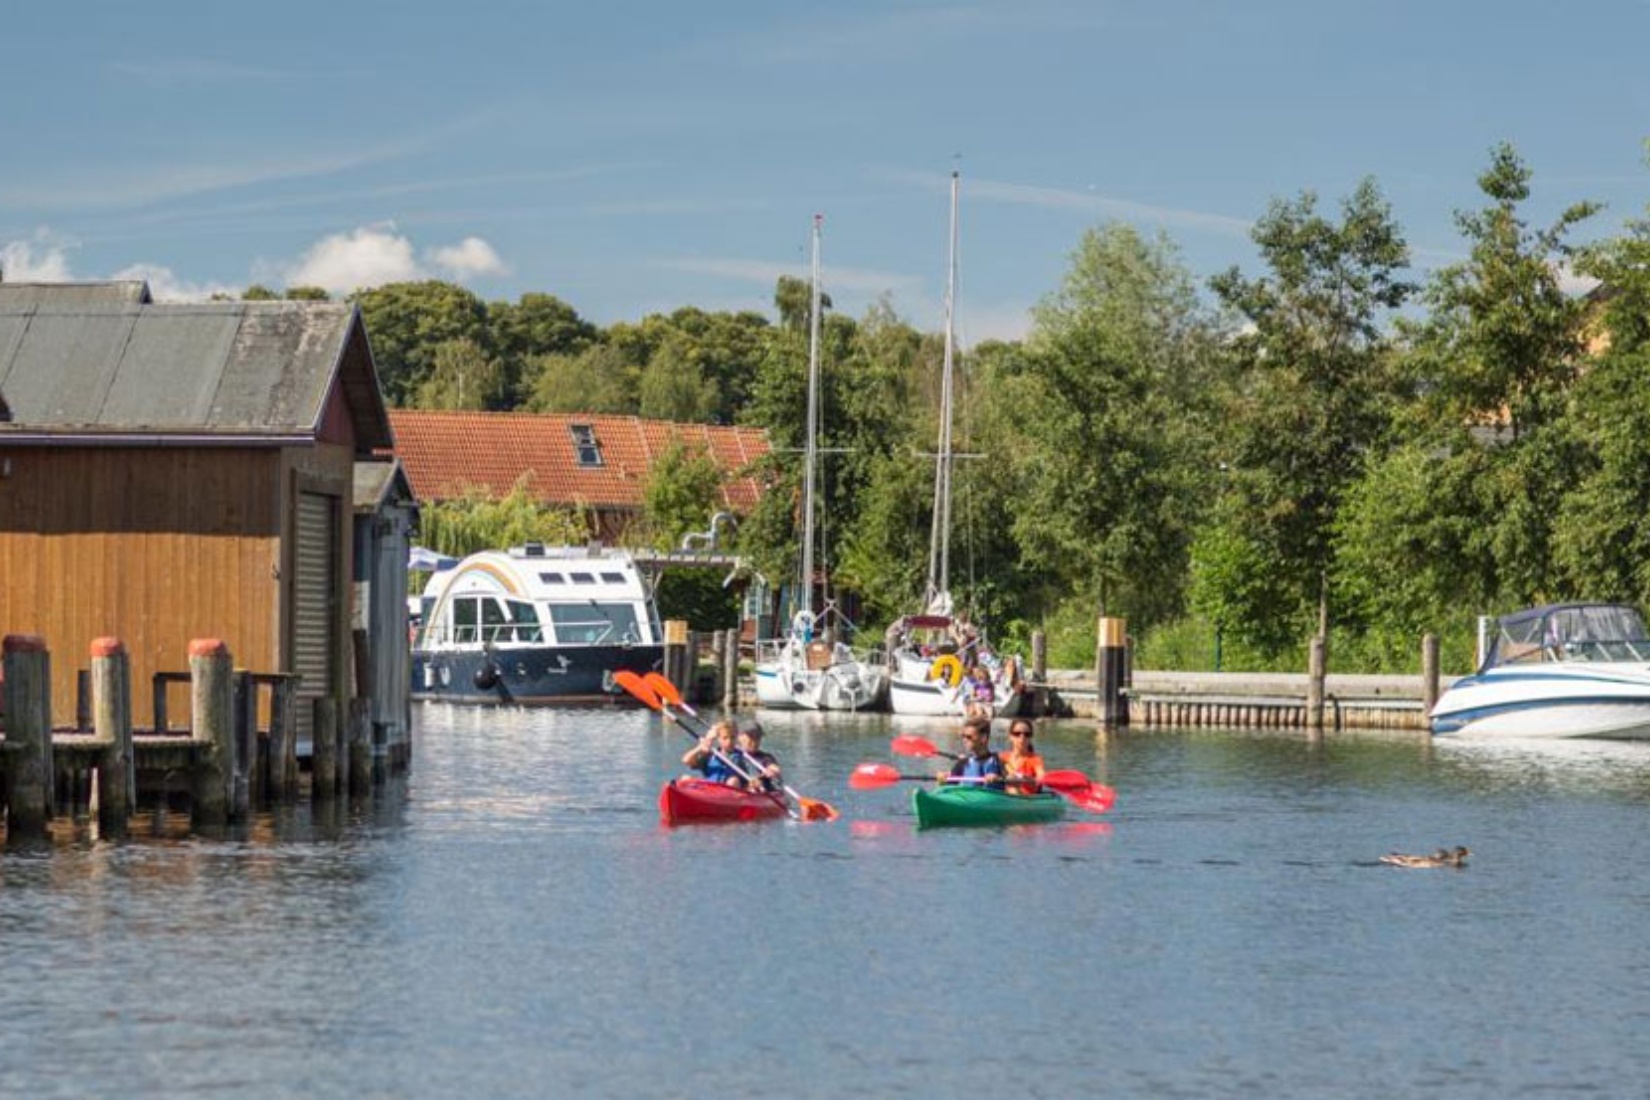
[569,572,595,584]
[539,572,565,584]
[600,572,625,584]
[508,600,544,642]
[548,603,642,645]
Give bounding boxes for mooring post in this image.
[1421,633,1440,728]
[312,696,338,798]
[348,698,372,796]
[1306,635,1327,732]
[270,677,298,798]
[3,634,54,836]
[90,637,133,836]
[1097,617,1128,729]
[189,639,236,825]
[722,629,739,710]
[664,620,688,695]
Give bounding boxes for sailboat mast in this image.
[800,213,823,621]
[927,171,960,608]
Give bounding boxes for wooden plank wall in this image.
[0,446,282,726]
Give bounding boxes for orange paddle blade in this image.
[613,670,660,708]
[644,672,686,707]
[797,796,840,822]
[849,762,903,789]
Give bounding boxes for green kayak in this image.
[911,785,1067,828]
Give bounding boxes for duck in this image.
[1380,846,1469,868]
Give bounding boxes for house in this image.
[0,281,411,756]
[388,410,769,540]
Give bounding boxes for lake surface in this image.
[5,703,1650,1098]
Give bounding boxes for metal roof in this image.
[0,295,392,448]
[0,281,152,307]
[354,458,418,512]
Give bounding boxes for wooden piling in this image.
[1421,633,1440,719]
[270,677,298,799]
[663,620,689,694]
[189,639,236,825]
[722,629,739,710]
[3,635,53,835]
[312,696,338,798]
[89,638,134,836]
[348,698,372,796]
[1305,636,1326,732]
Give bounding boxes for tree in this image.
[524,344,639,414]
[1205,179,1414,650]
[353,281,490,405]
[411,338,507,410]
[636,440,739,628]
[488,293,598,406]
[637,334,719,422]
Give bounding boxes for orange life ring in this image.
[928,654,964,687]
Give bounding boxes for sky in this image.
[5,0,1650,344]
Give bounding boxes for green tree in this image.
[638,334,719,422]
[417,477,588,559]
[524,343,640,414]
[411,338,507,410]
[353,281,490,405]
[488,292,598,406]
[1205,179,1414,651]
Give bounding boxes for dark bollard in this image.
[1097,617,1128,729]
[3,635,54,836]
[1306,635,1326,733]
[90,638,134,836]
[189,639,236,825]
[1421,633,1440,724]
[348,698,372,796]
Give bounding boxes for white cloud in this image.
[282,224,506,294]
[1,233,76,281]
[430,237,508,279]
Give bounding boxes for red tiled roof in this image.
[388,410,770,513]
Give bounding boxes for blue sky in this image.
[5,1,1649,342]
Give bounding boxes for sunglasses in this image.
[1010,728,1032,736]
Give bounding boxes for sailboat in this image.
[752,215,888,712]
[885,172,1024,719]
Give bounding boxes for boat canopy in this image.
[1486,603,1650,667]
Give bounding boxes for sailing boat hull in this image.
[754,640,888,711]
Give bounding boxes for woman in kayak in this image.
[938,716,1005,789]
[682,720,742,785]
[1002,720,1045,794]
[735,721,783,793]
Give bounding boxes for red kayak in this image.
[658,778,788,826]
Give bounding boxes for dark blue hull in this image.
[412,644,665,705]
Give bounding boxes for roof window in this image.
[570,423,602,467]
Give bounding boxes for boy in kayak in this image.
[938,715,1005,789]
[1002,720,1046,794]
[682,719,743,785]
[735,721,783,793]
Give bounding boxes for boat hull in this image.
[911,785,1066,828]
[753,640,887,711]
[412,643,663,705]
[659,778,788,825]
[887,653,1023,718]
[1431,668,1650,740]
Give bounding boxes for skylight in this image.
[570,423,602,467]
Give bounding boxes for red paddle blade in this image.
[891,734,940,757]
[1041,770,1093,794]
[613,670,660,709]
[848,762,902,789]
[1066,785,1116,813]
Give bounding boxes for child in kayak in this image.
[682,719,742,785]
[735,720,783,793]
[938,715,1005,789]
[1002,720,1045,794]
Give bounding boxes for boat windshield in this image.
[549,603,643,646]
[1489,605,1650,666]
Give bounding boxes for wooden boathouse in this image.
[0,280,413,765]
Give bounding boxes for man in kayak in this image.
[682,720,743,785]
[734,721,783,793]
[938,715,1005,789]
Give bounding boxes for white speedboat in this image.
[1430,603,1650,740]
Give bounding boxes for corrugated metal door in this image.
[293,492,338,742]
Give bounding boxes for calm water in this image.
[4,704,1650,1098]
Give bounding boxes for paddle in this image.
[614,670,800,821]
[886,735,1117,813]
[629,671,839,823]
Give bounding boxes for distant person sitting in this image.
[938,716,1005,789]
[682,720,742,786]
[734,720,782,793]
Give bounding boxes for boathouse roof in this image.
[388,410,769,513]
[0,282,393,449]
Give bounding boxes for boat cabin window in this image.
[600,572,625,584]
[548,602,643,645]
[538,572,565,584]
[445,596,543,644]
[569,572,595,584]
